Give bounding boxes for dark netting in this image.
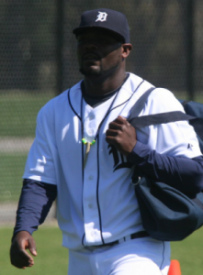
[0,1,57,222]
[63,0,203,96]
[0,0,202,223]
[195,1,203,92]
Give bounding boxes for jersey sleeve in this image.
[23,102,57,185]
[128,141,203,197]
[13,179,57,237]
[140,88,202,158]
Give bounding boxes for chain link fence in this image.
[0,0,202,223]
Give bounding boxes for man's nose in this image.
[83,42,98,50]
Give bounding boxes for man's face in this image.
[76,29,123,77]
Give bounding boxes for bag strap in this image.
[127,88,203,140]
[128,87,156,117]
[128,111,194,128]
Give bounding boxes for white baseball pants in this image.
[67,237,170,275]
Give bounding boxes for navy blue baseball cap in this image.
[73,8,130,43]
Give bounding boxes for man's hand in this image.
[10,231,37,269]
[106,116,137,156]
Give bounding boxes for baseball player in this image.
[10,8,203,275]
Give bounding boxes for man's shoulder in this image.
[40,81,82,112]
[125,73,155,94]
[127,72,143,85]
[126,73,183,114]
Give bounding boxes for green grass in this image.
[1,225,203,275]
[171,227,203,275]
[0,89,54,201]
[0,90,55,137]
[0,153,27,202]
[0,226,68,275]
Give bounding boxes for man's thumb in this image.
[28,238,37,256]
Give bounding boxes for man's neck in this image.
[83,71,127,96]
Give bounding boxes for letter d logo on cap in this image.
[95,11,108,22]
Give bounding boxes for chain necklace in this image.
[81,90,119,168]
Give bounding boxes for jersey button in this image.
[87,129,93,135]
[88,203,93,209]
[89,113,95,120]
[88,175,93,180]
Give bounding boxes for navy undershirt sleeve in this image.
[13,179,57,238]
[127,141,203,197]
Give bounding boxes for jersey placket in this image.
[82,105,104,245]
[81,94,120,245]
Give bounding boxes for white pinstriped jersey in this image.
[23,73,201,250]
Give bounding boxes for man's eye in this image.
[77,39,88,45]
[77,39,101,44]
[77,38,119,47]
[99,39,110,45]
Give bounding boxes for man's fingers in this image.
[10,231,37,269]
[108,122,122,131]
[28,238,37,256]
[115,115,127,122]
[10,245,34,268]
[107,116,130,138]
[19,249,35,267]
[106,128,119,137]
[108,116,126,128]
[106,116,137,155]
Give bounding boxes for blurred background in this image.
[0,0,203,223]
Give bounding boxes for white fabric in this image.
[23,73,201,251]
[67,237,170,275]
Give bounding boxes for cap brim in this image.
[73,26,125,43]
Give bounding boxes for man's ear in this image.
[122,44,132,58]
